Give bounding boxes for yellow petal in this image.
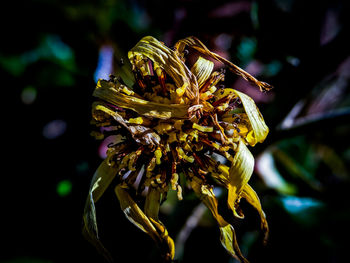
[115,185,160,241]
[94,79,189,119]
[92,101,161,147]
[82,159,119,262]
[213,88,236,100]
[241,184,269,244]
[232,90,269,146]
[227,139,254,218]
[174,36,273,92]
[191,56,214,87]
[220,225,249,263]
[115,185,175,260]
[93,80,188,119]
[144,187,162,221]
[90,159,119,202]
[128,36,199,103]
[149,218,175,260]
[145,188,175,260]
[189,176,248,262]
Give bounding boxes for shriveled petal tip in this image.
[82,159,119,262]
[149,218,175,260]
[189,176,248,262]
[220,225,249,263]
[241,184,269,243]
[233,90,269,146]
[175,36,272,92]
[128,36,199,103]
[228,140,254,217]
[115,185,175,260]
[115,185,158,239]
[82,225,114,262]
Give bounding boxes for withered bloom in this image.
[83,36,272,262]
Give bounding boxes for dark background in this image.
[2,0,350,262]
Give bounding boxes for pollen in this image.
[192,123,214,132]
[154,148,162,165]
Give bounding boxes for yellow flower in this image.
[83,36,272,262]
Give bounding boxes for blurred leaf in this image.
[315,144,348,180]
[279,195,325,227]
[256,150,297,195]
[237,37,257,66]
[273,147,323,191]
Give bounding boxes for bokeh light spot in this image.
[76,161,89,174]
[94,45,114,83]
[42,120,67,139]
[57,179,72,197]
[21,86,37,104]
[281,196,323,214]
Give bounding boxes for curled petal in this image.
[191,56,214,87]
[128,36,199,103]
[115,185,159,239]
[232,90,269,146]
[93,101,161,146]
[241,184,269,243]
[227,140,254,218]
[82,159,119,262]
[138,187,176,259]
[175,36,273,92]
[220,225,249,263]
[94,79,189,119]
[115,185,175,260]
[189,176,248,262]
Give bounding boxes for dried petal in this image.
[232,90,269,146]
[191,56,214,87]
[94,79,189,119]
[189,176,248,262]
[128,36,199,103]
[175,36,273,92]
[115,185,159,240]
[86,35,271,263]
[115,185,175,260]
[82,159,119,262]
[241,184,269,243]
[228,140,254,218]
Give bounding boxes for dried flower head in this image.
[83,36,272,262]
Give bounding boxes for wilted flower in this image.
[83,36,272,262]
